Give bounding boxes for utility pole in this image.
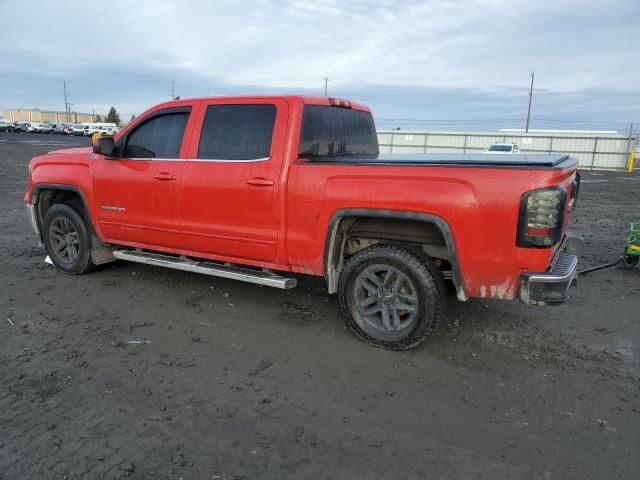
[628,123,636,173]
[525,71,534,133]
[324,77,329,96]
[170,80,176,100]
[63,81,69,121]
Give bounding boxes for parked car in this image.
[84,123,118,136]
[27,123,42,133]
[484,143,520,154]
[52,123,73,134]
[14,122,30,132]
[0,120,15,132]
[63,126,76,135]
[101,125,120,135]
[69,125,88,136]
[83,125,98,136]
[90,125,121,142]
[31,123,54,134]
[24,95,582,350]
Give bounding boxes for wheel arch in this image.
[31,183,116,266]
[323,209,467,301]
[30,183,97,243]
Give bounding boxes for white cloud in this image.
[2,0,638,90]
[1,0,638,126]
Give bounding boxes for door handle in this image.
[246,177,274,186]
[154,172,177,181]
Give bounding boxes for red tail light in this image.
[517,187,566,248]
[526,227,557,237]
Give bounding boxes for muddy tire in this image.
[42,203,95,274]
[338,244,446,350]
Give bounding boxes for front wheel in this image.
[338,244,446,350]
[42,203,95,274]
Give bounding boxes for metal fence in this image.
[377,130,637,171]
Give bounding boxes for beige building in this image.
[2,108,94,124]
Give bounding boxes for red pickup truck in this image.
[25,95,583,350]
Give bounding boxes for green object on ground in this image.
[626,223,640,256]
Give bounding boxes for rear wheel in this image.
[42,203,95,274]
[338,244,445,350]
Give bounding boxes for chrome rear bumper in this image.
[520,233,584,306]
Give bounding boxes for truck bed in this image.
[310,153,574,168]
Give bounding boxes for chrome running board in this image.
[112,250,297,289]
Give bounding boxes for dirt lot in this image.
[1,132,639,480]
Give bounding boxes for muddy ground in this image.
[1,132,639,479]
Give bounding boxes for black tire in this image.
[620,254,639,270]
[42,203,95,274]
[338,244,446,350]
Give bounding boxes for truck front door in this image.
[93,106,193,250]
[180,99,289,263]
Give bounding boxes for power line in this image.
[376,118,523,122]
[529,118,637,125]
[374,117,640,125]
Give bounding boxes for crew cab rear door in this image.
[93,105,195,249]
[180,98,289,263]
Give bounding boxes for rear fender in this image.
[324,209,466,300]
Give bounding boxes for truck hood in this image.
[26,147,95,205]
[47,146,93,156]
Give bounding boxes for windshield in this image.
[298,106,378,158]
[488,144,513,152]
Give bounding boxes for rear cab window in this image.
[197,105,276,160]
[298,105,379,159]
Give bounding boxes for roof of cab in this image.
[153,95,371,112]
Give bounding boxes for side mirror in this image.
[93,136,116,156]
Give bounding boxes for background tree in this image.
[130,114,136,122]
[105,107,121,125]
[94,114,103,122]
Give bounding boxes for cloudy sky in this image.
[1,0,638,131]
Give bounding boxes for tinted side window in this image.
[299,106,378,158]
[198,105,276,160]
[123,112,189,158]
